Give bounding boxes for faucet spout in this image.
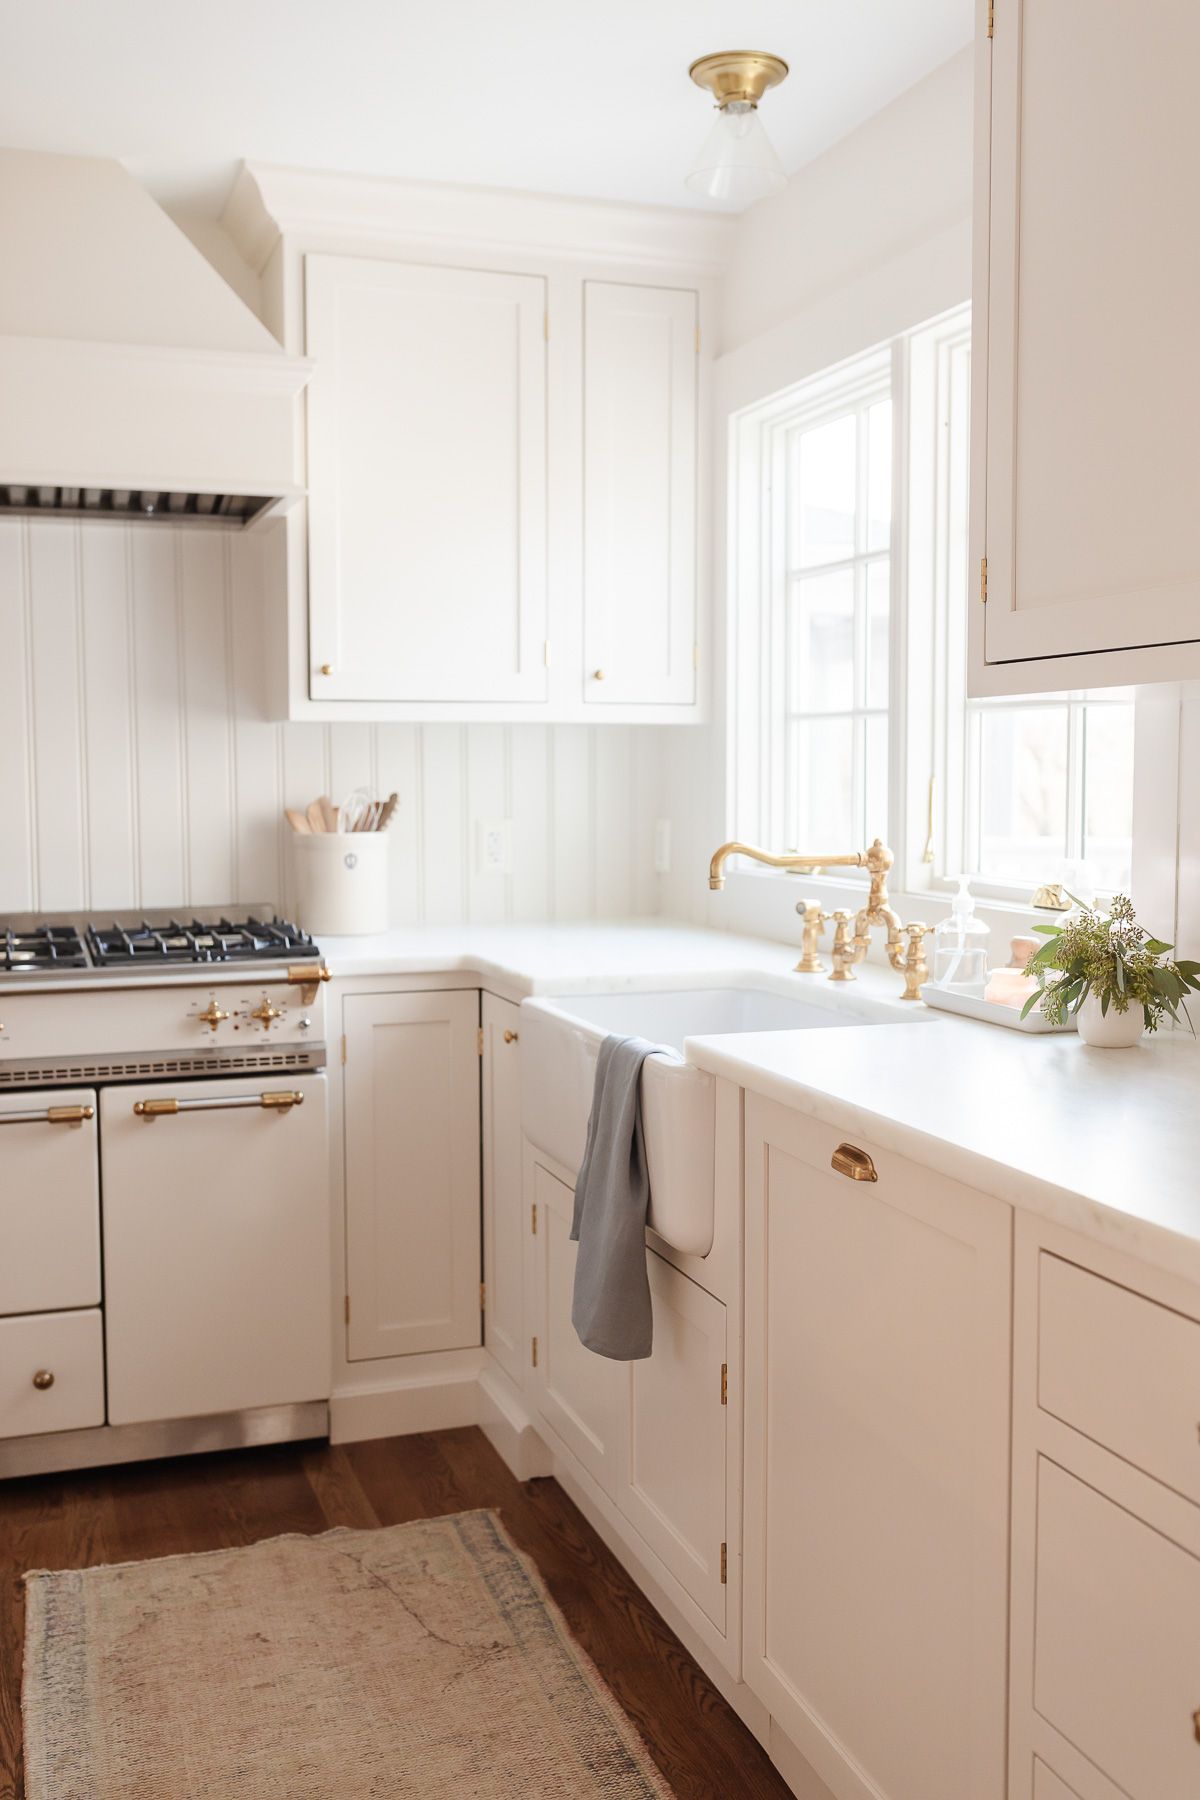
[708,840,867,890]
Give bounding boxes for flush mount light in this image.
[686,50,790,205]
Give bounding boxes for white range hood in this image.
[0,148,310,528]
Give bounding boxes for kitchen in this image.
[2,4,1198,1798]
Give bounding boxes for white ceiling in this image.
[0,1,972,218]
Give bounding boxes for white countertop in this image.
[318,920,1200,1281]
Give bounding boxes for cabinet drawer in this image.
[0,1309,105,1438]
[0,1088,100,1314]
[1039,1253,1200,1505]
[1035,1459,1200,1800]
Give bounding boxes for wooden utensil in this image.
[374,792,399,833]
[318,794,339,832]
[305,800,326,834]
[285,808,311,834]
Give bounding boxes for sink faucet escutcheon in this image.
[706,838,930,1000]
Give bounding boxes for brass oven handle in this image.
[0,1104,94,1126]
[287,965,330,986]
[503,1029,519,1044]
[831,1143,878,1183]
[134,1091,305,1118]
[32,1370,55,1391]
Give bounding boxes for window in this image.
[733,310,1135,900]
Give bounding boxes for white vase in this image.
[1076,991,1145,1047]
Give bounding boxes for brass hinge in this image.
[987,0,995,36]
[695,323,701,355]
[477,1026,484,1055]
[720,1542,727,1585]
[341,1033,347,1065]
[980,556,988,604]
[480,1281,486,1311]
[344,1294,350,1325]
[544,311,550,342]
[720,1362,728,1406]
[531,1335,539,1368]
[543,639,551,667]
[531,1202,538,1235]
[693,642,700,670]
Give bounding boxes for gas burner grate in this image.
[86,915,321,967]
[1,924,89,973]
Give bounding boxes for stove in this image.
[0,906,329,1086]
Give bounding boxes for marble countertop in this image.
[318,919,1200,1281]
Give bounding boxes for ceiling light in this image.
[686,51,790,206]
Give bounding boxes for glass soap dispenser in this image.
[931,876,990,995]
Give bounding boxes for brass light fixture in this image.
[686,50,790,205]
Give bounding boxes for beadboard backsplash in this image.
[0,519,664,924]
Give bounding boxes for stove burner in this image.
[1,924,89,973]
[86,915,320,967]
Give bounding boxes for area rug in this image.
[23,1507,674,1799]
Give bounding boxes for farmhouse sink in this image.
[520,982,902,1258]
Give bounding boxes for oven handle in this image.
[133,1091,305,1119]
[0,1104,95,1126]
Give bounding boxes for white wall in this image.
[0,517,663,924]
[659,50,975,936]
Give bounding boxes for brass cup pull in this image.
[831,1143,878,1183]
[1194,1705,1200,1745]
[32,1370,54,1391]
[503,1029,519,1044]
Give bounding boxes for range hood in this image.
[0,149,310,529]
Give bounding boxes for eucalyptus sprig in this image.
[1021,894,1200,1031]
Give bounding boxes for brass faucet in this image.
[707,837,930,1001]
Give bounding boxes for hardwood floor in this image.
[0,1426,792,1800]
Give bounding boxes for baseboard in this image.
[768,1720,840,1800]
[477,1363,554,1479]
[330,1370,481,1443]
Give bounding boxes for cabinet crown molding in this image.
[223,161,737,277]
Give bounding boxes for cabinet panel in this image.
[344,991,481,1360]
[528,1159,621,1496]
[1033,1763,1082,1800]
[1034,1458,1200,1800]
[101,1076,329,1425]
[583,281,697,706]
[482,994,524,1384]
[0,1309,104,1438]
[0,1088,99,1315]
[306,254,548,704]
[743,1099,1010,1800]
[977,1,1200,678]
[619,1250,726,1632]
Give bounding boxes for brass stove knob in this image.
[197,1000,230,1032]
[250,998,283,1032]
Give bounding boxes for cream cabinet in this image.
[343,990,481,1361]
[971,0,1200,693]
[582,280,698,707]
[0,1309,105,1439]
[305,254,548,706]
[0,1088,99,1315]
[742,1097,1011,1800]
[481,994,525,1386]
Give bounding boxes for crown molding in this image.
[223,161,737,277]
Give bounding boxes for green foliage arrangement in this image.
[1022,894,1200,1031]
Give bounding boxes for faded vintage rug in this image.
[23,1508,674,1798]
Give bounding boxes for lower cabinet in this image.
[481,995,525,1385]
[742,1095,1011,1800]
[0,1308,105,1438]
[343,990,481,1360]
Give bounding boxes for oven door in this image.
[100,1073,330,1427]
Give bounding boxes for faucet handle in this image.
[828,910,857,983]
[794,898,829,974]
[899,920,933,1002]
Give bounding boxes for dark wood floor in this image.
[0,1425,791,1799]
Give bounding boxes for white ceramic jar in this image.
[291,831,390,935]
[1075,991,1145,1048]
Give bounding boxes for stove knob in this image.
[298,1016,312,1031]
[250,998,283,1032]
[197,1000,230,1032]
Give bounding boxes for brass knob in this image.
[250,999,283,1032]
[503,1029,519,1044]
[197,1000,230,1032]
[593,669,605,681]
[319,663,333,676]
[32,1370,54,1391]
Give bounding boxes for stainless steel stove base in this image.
[0,1399,329,1480]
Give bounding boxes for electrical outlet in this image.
[654,819,672,875]
[477,819,513,875]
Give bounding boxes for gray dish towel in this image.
[570,1033,680,1361]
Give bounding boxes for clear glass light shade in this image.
[685,103,787,205]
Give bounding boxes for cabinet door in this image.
[481,994,524,1385]
[0,1309,105,1438]
[582,280,697,706]
[977,2,1200,676]
[344,990,481,1360]
[0,1089,99,1315]
[618,1251,727,1634]
[305,254,548,704]
[528,1158,622,1496]
[101,1075,330,1426]
[742,1098,1011,1800]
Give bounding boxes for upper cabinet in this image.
[970,0,1200,694]
[305,256,548,705]
[582,281,698,707]
[224,167,730,722]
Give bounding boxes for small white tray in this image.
[921,981,1076,1033]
